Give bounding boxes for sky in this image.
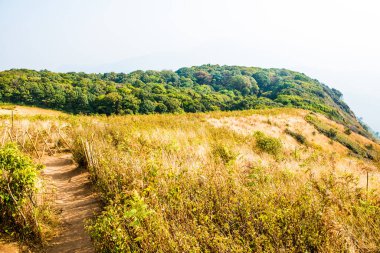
[0,0,379,132]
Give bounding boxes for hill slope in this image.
[0,106,379,252]
[70,108,380,252]
[0,65,370,137]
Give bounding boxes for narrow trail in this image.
[42,153,100,253]
[0,242,19,253]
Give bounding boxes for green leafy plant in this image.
[0,143,42,240]
[212,144,237,164]
[326,128,338,139]
[87,192,154,253]
[344,128,352,135]
[305,114,378,160]
[254,131,283,156]
[285,129,307,144]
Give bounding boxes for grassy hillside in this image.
[1,106,379,252]
[0,65,370,138]
[63,108,378,252]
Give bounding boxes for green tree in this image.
[139,100,156,114]
[194,71,212,84]
[95,92,122,115]
[252,71,271,91]
[229,75,259,95]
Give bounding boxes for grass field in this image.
[1,107,380,252]
[68,108,380,252]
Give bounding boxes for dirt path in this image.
[42,153,100,253]
[0,242,20,253]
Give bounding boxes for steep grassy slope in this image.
[65,108,379,252]
[0,65,371,138]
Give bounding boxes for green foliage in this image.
[285,129,307,144]
[252,71,271,91]
[212,144,237,164]
[87,192,153,253]
[305,114,377,160]
[229,75,258,95]
[254,131,283,156]
[344,128,352,135]
[0,143,41,240]
[0,65,366,137]
[326,128,338,139]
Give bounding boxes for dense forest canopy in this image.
[0,65,368,135]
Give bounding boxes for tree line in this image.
[0,65,354,123]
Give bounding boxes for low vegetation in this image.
[1,105,379,252]
[306,114,378,160]
[0,143,42,242]
[254,131,283,156]
[0,117,66,249]
[65,110,380,252]
[285,128,307,145]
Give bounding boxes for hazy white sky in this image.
[0,0,379,131]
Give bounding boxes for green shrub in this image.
[305,114,375,159]
[285,129,307,144]
[0,143,42,240]
[254,131,283,156]
[344,128,352,135]
[326,128,338,139]
[212,144,237,164]
[87,192,154,253]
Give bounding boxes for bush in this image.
[326,128,338,139]
[305,114,375,160]
[285,129,307,144]
[87,192,154,253]
[212,144,237,164]
[344,128,352,135]
[0,143,42,240]
[254,131,283,156]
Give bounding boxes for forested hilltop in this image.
[0,65,367,135]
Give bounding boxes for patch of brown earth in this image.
[41,154,100,253]
[0,241,20,253]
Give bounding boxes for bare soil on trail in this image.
[0,241,20,253]
[42,153,100,253]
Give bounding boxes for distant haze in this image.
[0,0,379,132]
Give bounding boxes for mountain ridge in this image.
[0,64,371,138]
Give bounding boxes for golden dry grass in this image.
[2,107,380,252]
[64,108,380,252]
[0,105,65,117]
